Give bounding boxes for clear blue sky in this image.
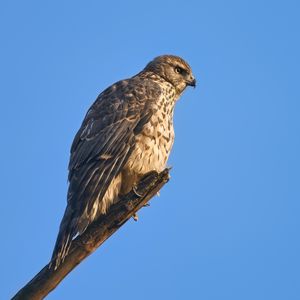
[1,1,299,299]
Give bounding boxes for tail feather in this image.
[50,207,77,269]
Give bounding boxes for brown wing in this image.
[51,78,160,268]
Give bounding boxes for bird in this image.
[51,55,196,269]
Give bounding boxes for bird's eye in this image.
[175,67,183,74]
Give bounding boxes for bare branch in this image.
[12,169,170,300]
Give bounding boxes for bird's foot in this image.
[133,213,138,221]
[133,185,143,197]
[132,202,151,221]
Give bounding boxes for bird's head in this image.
[144,55,196,94]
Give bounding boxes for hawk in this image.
[51,55,196,269]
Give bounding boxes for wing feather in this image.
[51,78,161,268]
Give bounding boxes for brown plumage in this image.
[51,55,196,269]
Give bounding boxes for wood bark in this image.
[12,169,170,300]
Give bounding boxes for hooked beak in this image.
[186,75,196,87]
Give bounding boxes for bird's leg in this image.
[132,183,142,221]
[131,176,154,221]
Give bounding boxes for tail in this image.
[50,206,77,270]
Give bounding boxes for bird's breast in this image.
[126,100,175,175]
